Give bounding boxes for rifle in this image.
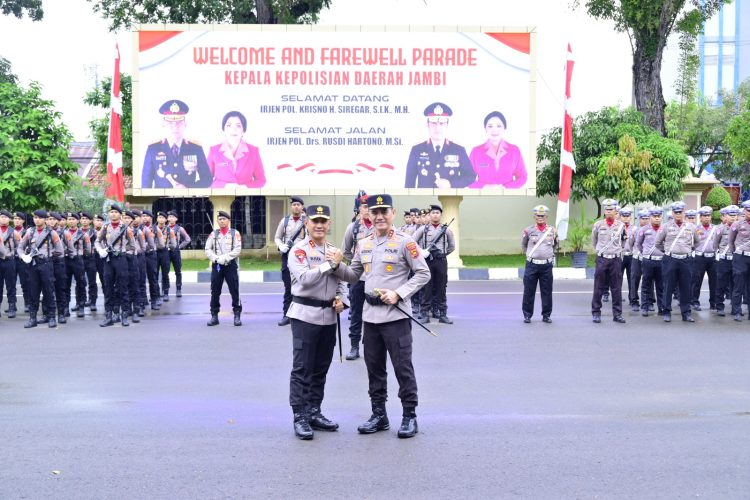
[22,228,51,267]
[104,224,128,262]
[285,218,306,248]
[425,218,454,261]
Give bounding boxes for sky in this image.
[0,0,681,141]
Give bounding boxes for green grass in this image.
[180,258,282,271]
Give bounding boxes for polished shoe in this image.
[357,407,389,434]
[24,315,38,329]
[692,304,702,311]
[162,293,169,302]
[293,412,314,440]
[137,307,146,317]
[48,316,57,328]
[76,307,85,318]
[663,314,672,323]
[277,316,291,327]
[7,306,16,319]
[150,303,160,311]
[734,314,743,322]
[523,315,531,324]
[41,314,49,323]
[602,294,609,303]
[113,313,121,324]
[309,407,339,431]
[421,316,431,324]
[131,313,140,323]
[613,316,626,323]
[89,304,97,312]
[58,314,67,325]
[233,312,242,326]
[682,314,695,323]
[24,304,30,313]
[631,304,639,312]
[641,309,649,317]
[542,316,552,324]
[397,415,418,439]
[155,297,163,307]
[121,315,130,327]
[100,312,115,327]
[592,314,601,324]
[346,345,360,360]
[176,288,182,298]
[71,304,79,312]
[648,305,655,312]
[717,309,725,317]
[438,315,453,324]
[207,314,219,327]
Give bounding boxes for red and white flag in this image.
[105,43,125,202]
[556,43,576,241]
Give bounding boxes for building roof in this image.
[69,141,132,189]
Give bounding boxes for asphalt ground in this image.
[1,280,749,499]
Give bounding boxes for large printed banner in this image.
[134,28,534,194]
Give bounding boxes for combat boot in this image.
[24,304,30,313]
[48,315,57,328]
[357,405,389,434]
[24,314,38,329]
[131,312,140,323]
[346,344,360,360]
[57,314,66,325]
[176,287,182,298]
[397,407,418,439]
[421,313,430,324]
[89,302,97,312]
[7,304,16,319]
[121,314,130,327]
[99,312,115,327]
[277,316,290,326]
[207,314,219,327]
[293,410,314,440]
[162,293,169,302]
[76,305,85,318]
[71,304,79,312]
[309,406,339,431]
[137,306,146,317]
[438,314,453,324]
[150,301,160,311]
[233,312,242,326]
[113,313,121,324]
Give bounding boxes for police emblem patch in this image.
[406,241,419,259]
[294,248,306,263]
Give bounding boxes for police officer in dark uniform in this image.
[691,206,718,311]
[155,211,176,302]
[141,100,212,189]
[131,210,149,317]
[122,210,142,324]
[714,205,738,316]
[413,204,456,324]
[274,196,307,326]
[63,212,90,319]
[591,199,627,324]
[167,210,191,298]
[48,212,69,324]
[141,210,161,310]
[93,214,106,303]
[96,204,136,327]
[404,103,475,188]
[80,212,99,312]
[628,209,650,311]
[205,210,243,327]
[0,209,21,319]
[17,210,64,328]
[521,205,558,323]
[12,212,30,314]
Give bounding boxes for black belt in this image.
[145,251,155,255]
[292,296,333,308]
[364,295,386,306]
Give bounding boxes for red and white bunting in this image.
[105,43,125,202]
[556,43,576,241]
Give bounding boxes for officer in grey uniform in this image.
[80,212,99,312]
[591,199,627,323]
[0,209,21,318]
[713,205,738,316]
[286,205,349,440]
[691,206,718,311]
[619,208,637,310]
[274,196,307,326]
[167,210,191,298]
[48,212,68,323]
[521,205,558,323]
[341,191,373,360]
[131,210,149,317]
[628,209,650,311]
[728,200,750,321]
[655,201,700,322]
[96,204,137,327]
[13,212,30,314]
[413,204,456,324]
[155,211,176,302]
[205,210,243,327]
[63,212,91,319]
[121,211,142,324]
[141,210,161,310]
[334,194,431,439]
[636,207,666,316]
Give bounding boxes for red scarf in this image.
[220,227,229,235]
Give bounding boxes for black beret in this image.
[51,212,63,220]
[142,210,154,218]
[131,209,142,217]
[66,212,80,220]
[410,208,420,214]
[157,211,167,218]
[94,214,105,221]
[217,210,231,220]
[33,209,48,219]
[80,212,93,220]
[0,209,11,218]
[14,211,26,221]
[109,204,123,214]
[123,210,135,218]
[368,194,393,209]
[167,210,178,218]
[404,210,411,216]
[306,205,331,220]
[429,204,442,213]
[290,196,304,205]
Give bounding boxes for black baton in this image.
[374,288,437,337]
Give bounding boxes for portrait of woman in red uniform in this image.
[207,110,266,188]
[468,111,527,189]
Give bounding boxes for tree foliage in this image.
[577,0,728,135]
[84,74,133,177]
[1,0,42,20]
[724,100,750,187]
[0,82,78,212]
[0,55,17,85]
[57,178,109,216]
[88,0,332,31]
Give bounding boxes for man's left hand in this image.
[378,289,400,305]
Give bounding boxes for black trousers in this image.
[210,260,241,315]
[630,257,642,306]
[731,253,750,315]
[662,256,692,315]
[591,256,623,316]
[281,253,292,316]
[522,261,553,318]
[103,254,131,315]
[363,319,417,408]
[27,259,55,316]
[289,319,336,410]
[715,258,733,313]
[126,255,141,312]
[145,252,159,302]
[83,255,98,306]
[0,257,17,307]
[621,255,636,305]
[421,256,447,315]
[641,258,665,313]
[16,257,29,306]
[156,248,170,295]
[65,256,87,308]
[691,255,717,308]
[51,257,67,315]
[348,280,365,344]
[169,249,183,290]
[137,254,148,308]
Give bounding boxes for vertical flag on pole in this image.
[105,43,125,202]
[556,43,576,241]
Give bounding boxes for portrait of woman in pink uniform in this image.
[207,111,266,188]
[469,111,527,189]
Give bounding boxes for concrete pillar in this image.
[211,195,235,228]
[437,195,463,268]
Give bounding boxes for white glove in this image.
[279,244,290,254]
[419,248,430,258]
[98,248,109,259]
[20,253,32,264]
[215,255,225,265]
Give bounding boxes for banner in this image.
[133,28,534,194]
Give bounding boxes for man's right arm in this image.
[273,219,286,249]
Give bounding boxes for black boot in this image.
[7,304,16,319]
[89,302,97,312]
[113,313,121,324]
[48,316,57,328]
[57,314,66,325]
[76,305,85,318]
[71,304,79,312]
[277,316,290,326]
[100,312,115,327]
[131,312,140,323]
[397,407,418,438]
[162,293,169,302]
[150,301,160,311]
[176,288,182,298]
[121,314,130,327]
[207,314,219,327]
[421,314,431,324]
[24,314,38,329]
[438,314,453,324]
[137,307,146,317]
[24,304,30,313]
[293,410,314,440]
[64,307,70,318]
[357,405,389,434]
[309,406,339,431]
[233,312,242,326]
[346,344,360,360]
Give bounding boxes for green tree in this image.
[88,0,332,31]
[1,0,42,20]
[0,55,17,84]
[724,100,750,187]
[84,74,133,176]
[577,0,728,135]
[56,178,109,215]
[0,82,78,212]
[704,185,731,222]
